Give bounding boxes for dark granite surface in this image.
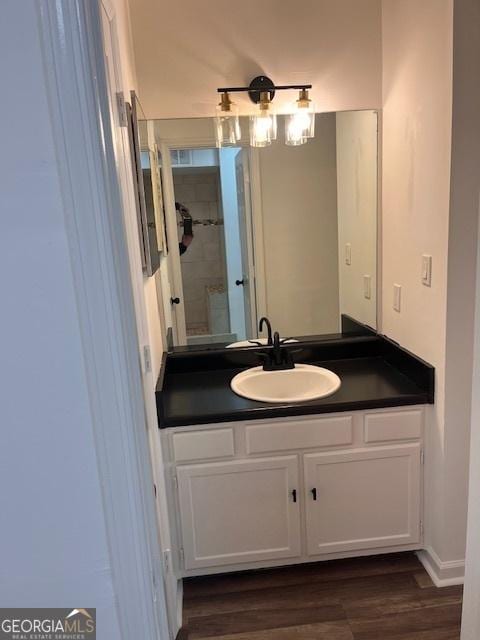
[157,355,431,428]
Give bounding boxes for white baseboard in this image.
[417,547,465,587]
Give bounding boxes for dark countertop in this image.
[158,356,431,428]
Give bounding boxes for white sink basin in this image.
[230,364,341,403]
[226,338,298,349]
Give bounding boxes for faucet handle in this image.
[282,347,305,369]
[287,348,305,358]
[254,350,270,364]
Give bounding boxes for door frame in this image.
[248,148,268,322]
[37,1,172,638]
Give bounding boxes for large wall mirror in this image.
[151,111,378,348]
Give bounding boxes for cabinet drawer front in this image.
[246,416,353,454]
[173,428,234,462]
[364,409,423,444]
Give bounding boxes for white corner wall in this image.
[456,0,480,635]
[444,0,480,577]
[382,0,474,582]
[129,0,382,119]
[259,114,340,336]
[462,206,480,640]
[336,110,378,329]
[382,0,452,369]
[0,3,120,636]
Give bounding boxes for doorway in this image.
[169,146,256,346]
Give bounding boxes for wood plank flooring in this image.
[181,553,463,639]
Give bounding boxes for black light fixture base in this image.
[248,76,275,104]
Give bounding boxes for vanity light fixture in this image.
[216,76,313,148]
[215,91,241,148]
[285,88,315,146]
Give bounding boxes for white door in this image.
[177,456,301,570]
[159,142,187,344]
[219,148,246,341]
[304,444,421,556]
[235,149,257,338]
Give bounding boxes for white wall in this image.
[259,114,339,336]
[129,0,382,119]
[107,0,166,378]
[462,210,480,640]
[382,0,473,579]
[336,110,378,329]
[444,0,480,574]
[455,0,480,634]
[463,205,480,640]
[0,3,120,637]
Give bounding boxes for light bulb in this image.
[215,92,241,147]
[249,91,277,147]
[285,115,307,146]
[285,89,315,145]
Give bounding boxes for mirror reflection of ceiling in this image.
[153,111,377,347]
[128,0,382,119]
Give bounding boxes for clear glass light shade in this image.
[249,109,277,147]
[285,99,315,145]
[285,115,307,146]
[215,103,241,148]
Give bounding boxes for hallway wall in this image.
[0,3,121,637]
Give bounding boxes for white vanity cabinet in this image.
[162,406,425,576]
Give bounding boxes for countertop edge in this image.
[158,393,429,429]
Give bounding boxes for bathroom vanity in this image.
[150,102,435,579]
[157,330,434,577]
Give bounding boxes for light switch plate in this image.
[393,284,402,312]
[422,255,432,286]
[363,275,372,299]
[345,243,352,266]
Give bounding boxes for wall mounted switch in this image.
[345,243,352,266]
[393,284,402,312]
[422,255,432,287]
[363,275,372,299]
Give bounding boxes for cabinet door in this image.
[304,444,421,556]
[177,456,301,570]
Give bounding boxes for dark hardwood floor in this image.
[181,553,463,639]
